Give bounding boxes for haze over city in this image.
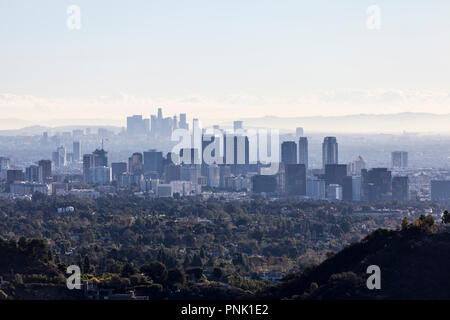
[1,0,450,130]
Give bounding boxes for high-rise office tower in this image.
[25,165,40,182]
[180,165,201,184]
[57,146,66,167]
[324,164,348,186]
[164,164,181,183]
[342,176,353,202]
[208,164,221,187]
[361,168,392,202]
[7,169,23,183]
[93,149,108,167]
[127,115,149,135]
[111,162,127,180]
[392,176,409,202]
[233,121,243,132]
[351,176,361,201]
[73,141,81,162]
[128,152,144,175]
[172,115,178,130]
[252,175,277,193]
[38,160,52,182]
[391,151,408,168]
[298,137,308,169]
[179,113,188,130]
[349,155,367,175]
[158,107,163,119]
[306,176,326,200]
[285,164,306,196]
[143,150,163,177]
[83,154,94,183]
[281,141,297,165]
[322,137,338,168]
[89,166,111,185]
[296,127,304,137]
[326,184,343,201]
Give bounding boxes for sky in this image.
[1,0,450,125]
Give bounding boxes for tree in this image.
[401,217,409,230]
[190,254,203,267]
[212,267,224,280]
[442,211,449,224]
[414,214,435,233]
[0,290,7,300]
[167,268,186,285]
[186,267,203,281]
[140,262,168,284]
[83,255,91,273]
[121,263,137,277]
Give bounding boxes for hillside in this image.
[264,219,450,300]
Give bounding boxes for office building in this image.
[128,153,143,175]
[233,121,243,131]
[83,154,95,183]
[179,113,188,130]
[111,162,127,180]
[73,141,81,162]
[298,137,308,169]
[164,164,181,183]
[349,155,367,175]
[7,169,23,183]
[53,146,66,168]
[89,166,112,185]
[208,164,221,187]
[127,115,149,135]
[392,151,408,168]
[25,165,40,182]
[143,150,163,177]
[38,160,52,183]
[324,164,347,186]
[252,175,277,194]
[307,177,326,200]
[392,176,409,202]
[352,176,361,201]
[322,137,338,168]
[92,149,108,167]
[284,164,306,196]
[9,182,48,195]
[431,180,450,203]
[281,141,297,165]
[361,168,392,202]
[180,165,201,184]
[327,184,343,201]
[342,176,353,202]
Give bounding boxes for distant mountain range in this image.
[0,112,449,134]
[219,112,450,133]
[0,119,123,136]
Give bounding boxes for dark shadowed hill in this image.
[263,222,450,300]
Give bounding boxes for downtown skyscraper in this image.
[322,137,338,168]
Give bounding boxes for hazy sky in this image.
[1,0,450,124]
